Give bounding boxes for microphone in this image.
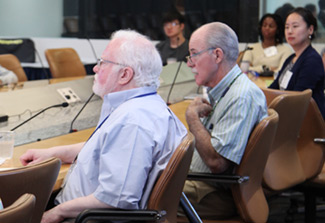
[33,46,51,84]
[239,44,253,64]
[238,44,254,72]
[86,36,98,62]
[10,102,69,131]
[166,37,182,105]
[69,92,95,133]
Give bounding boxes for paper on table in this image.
[0,158,6,166]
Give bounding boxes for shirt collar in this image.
[208,64,242,103]
[99,86,157,122]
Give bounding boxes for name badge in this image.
[280,70,293,89]
[264,46,278,57]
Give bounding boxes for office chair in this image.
[0,54,28,81]
[180,109,279,223]
[0,157,61,223]
[0,193,36,223]
[236,50,245,65]
[261,88,320,222]
[262,88,312,191]
[45,47,87,78]
[75,132,195,223]
[288,97,325,223]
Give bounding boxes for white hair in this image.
[199,22,239,63]
[110,30,162,89]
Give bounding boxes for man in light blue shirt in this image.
[183,22,268,219]
[20,30,187,223]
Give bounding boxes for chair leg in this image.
[180,192,203,223]
[285,197,299,223]
[304,190,316,223]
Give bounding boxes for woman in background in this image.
[269,7,325,119]
[241,13,292,76]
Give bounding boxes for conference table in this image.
[0,127,95,191]
[0,76,86,93]
[0,74,273,191]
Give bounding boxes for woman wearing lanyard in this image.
[269,7,325,119]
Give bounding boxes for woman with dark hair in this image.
[241,13,292,76]
[269,7,325,118]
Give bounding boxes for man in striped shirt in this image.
[183,22,268,219]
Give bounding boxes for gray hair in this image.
[200,22,239,63]
[110,30,162,89]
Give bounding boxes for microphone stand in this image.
[69,93,95,133]
[166,61,182,105]
[86,36,99,62]
[34,46,51,84]
[11,102,69,131]
[238,43,253,65]
[166,37,181,105]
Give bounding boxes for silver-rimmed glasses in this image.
[97,58,128,68]
[186,47,215,65]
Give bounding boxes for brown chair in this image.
[290,97,325,223]
[262,88,312,191]
[45,47,87,78]
[236,50,245,65]
[75,133,195,223]
[181,109,279,223]
[0,54,28,81]
[297,97,325,180]
[0,193,36,223]
[0,157,61,223]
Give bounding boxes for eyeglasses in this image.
[163,22,180,28]
[186,48,215,65]
[97,58,128,68]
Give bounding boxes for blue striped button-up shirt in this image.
[190,65,267,173]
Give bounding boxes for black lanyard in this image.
[203,72,242,127]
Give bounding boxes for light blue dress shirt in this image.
[56,86,187,209]
[190,65,268,173]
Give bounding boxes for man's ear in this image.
[119,67,134,85]
[214,48,224,63]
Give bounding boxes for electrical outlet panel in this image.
[57,87,81,104]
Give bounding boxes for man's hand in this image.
[20,149,52,166]
[186,97,212,119]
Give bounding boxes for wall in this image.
[0,0,63,37]
[266,0,319,14]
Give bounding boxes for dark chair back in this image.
[0,157,61,223]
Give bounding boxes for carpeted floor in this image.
[267,192,325,223]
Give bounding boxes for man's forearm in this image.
[42,194,112,223]
[50,142,85,164]
[186,110,230,173]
